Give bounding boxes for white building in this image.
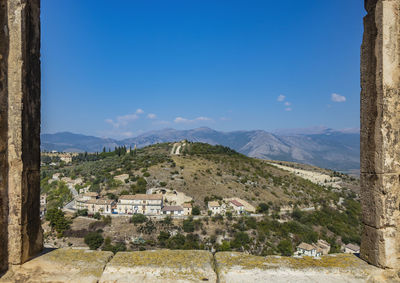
[229,200,245,214]
[75,192,99,210]
[208,201,222,215]
[87,199,115,215]
[81,192,99,201]
[162,206,184,215]
[344,243,360,254]
[316,239,331,255]
[183,203,192,215]
[117,194,163,215]
[296,242,323,257]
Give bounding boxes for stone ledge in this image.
[215,252,385,283]
[0,248,113,283]
[0,248,397,282]
[99,250,217,283]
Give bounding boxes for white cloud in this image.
[284,102,291,106]
[105,113,139,128]
[174,116,213,124]
[147,113,157,119]
[174,117,190,124]
[331,93,346,103]
[136,108,144,114]
[196,116,212,121]
[285,107,292,112]
[277,95,286,102]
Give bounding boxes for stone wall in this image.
[0,249,389,283]
[0,0,9,274]
[360,0,400,269]
[0,0,42,273]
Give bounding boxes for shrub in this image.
[192,206,201,215]
[183,218,195,233]
[277,239,293,256]
[76,209,88,216]
[257,203,269,213]
[93,212,101,220]
[131,214,147,224]
[46,208,71,235]
[84,232,104,250]
[231,232,250,249]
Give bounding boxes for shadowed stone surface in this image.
[99,250,217,283]
[0,0,9,273]
[360,0,400,269]
[0,249,114,283]
[215,252,383,283]
[5,0,42,267]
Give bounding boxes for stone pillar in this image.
[0,0,10,274]
[361,0,400,269]
[0,0,42,272]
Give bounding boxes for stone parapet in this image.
[0,249,394,282]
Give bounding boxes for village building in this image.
[316,239,331,255]
[162,206,184,215]
[60,155,72,163]
[229,200,245,214]
[81,192,99,201]
[74,192,99,210]
[117,194,163,215]
[208,201,222,215]
[183,203,192,215]
[87,199,116,215]
[344,243,360,254]
[296,242,323,257]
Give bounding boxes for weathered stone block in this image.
[0,248,114,283]
[360,224,400,269]
[361,0,400,174]
[360,173,400,229]
[6,0,42,266]
[0,0,8,274]
[100,250,217,283]
[215,252,381,283]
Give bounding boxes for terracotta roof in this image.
[183,203,192,208]
[119,194,163,200]
[345,243,360,252]
[229,200,244,207]
[297,242,316,251]
[87,199,115,205]
[162,206,183,212]
[208,201,220,207]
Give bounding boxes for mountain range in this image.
[41,127,360,173]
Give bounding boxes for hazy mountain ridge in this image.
[41,127,360,172]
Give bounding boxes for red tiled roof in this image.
[230,200,243,207]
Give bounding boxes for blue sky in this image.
[42,0,365,139]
